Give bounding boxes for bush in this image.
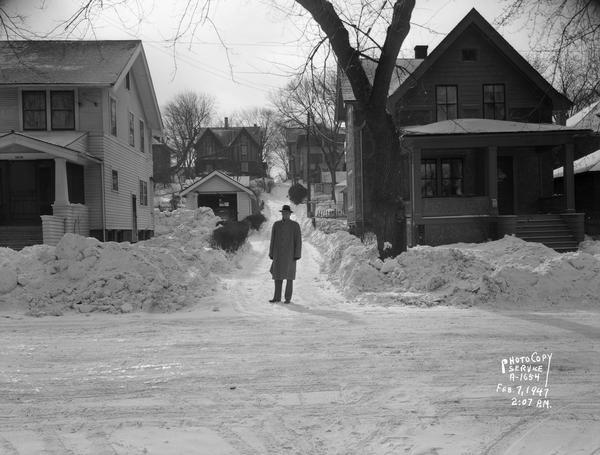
[211,221,250,252]
[288,183,308,205]
[243,213,267,230]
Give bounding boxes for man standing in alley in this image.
[269,205,302,304]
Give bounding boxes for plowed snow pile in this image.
[0,207,233,316]
[305,219,600,308]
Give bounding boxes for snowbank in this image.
[0,207,234,316]
[303,219,600,308]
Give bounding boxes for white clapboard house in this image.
[0,40,162,249]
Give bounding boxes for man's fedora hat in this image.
[280,205,293,213]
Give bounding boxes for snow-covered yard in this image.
[0,182,598,454]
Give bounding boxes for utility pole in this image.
[306,113,311,217]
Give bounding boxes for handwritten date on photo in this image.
[496,384,551,408]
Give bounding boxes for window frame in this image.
[125,72,131,90]
[50,90,75,130]
[139,119,145,153]
[22,90,47,131]
[139,179,148,206]
[483,84,506,120]
[110,97,117,136]
[112,169,119,192]
[128,112,135,147]
[420,157,464,197]
[435,85,458,121]
[461,48,478,61]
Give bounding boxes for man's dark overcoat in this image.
[269,219,302,280]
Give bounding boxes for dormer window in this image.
[461,48,478,61]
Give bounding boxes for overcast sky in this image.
[4,1,533,119]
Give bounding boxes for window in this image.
[22,91,47,130]
[461,48,478,61]
[110,97,117,136]
[125,72,131,90]
[139,180,148,206]
[50,91,75,130]
[483,84,506,120]
[436,85,458,120]
[421,158,463,197]
[421,159,437,197]
[112,170,119,191]
[240,142,248,160]
[139,120,145,153]
[241,162,248,173]
[128,112,135,146]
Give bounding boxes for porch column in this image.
[488,146,498,215]
[411,146,422,226]
[54,158,70,205]
[564,143,575,213]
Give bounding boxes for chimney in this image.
[414,45,428,59]
[224,117,229,128]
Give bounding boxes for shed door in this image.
[497,156,515,215]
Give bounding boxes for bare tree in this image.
[163,91,216,182]
[272,69,344,202]
[498,0,600,115]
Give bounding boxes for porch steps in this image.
[0,226,43,251]
[515,215,578,252]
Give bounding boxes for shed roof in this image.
[554,149,600,177]
[0,40,140,85]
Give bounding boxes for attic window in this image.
[125,72,131,90]
[461,48,478,61]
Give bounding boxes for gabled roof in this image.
[0,131,101,165]
[567,99,600,130]
[554,149,600,177]
[198,126,262,148]
[387,8,571,110]
[179,170,255,197]
[0,40,140,85]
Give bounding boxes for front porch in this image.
[401,119,592,250]
[0,131,99,249]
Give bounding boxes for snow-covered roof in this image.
[179,170,255,197]
[566,99,600,130]
[400,119,588,136]
[553,149,600,177]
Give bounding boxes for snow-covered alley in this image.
[0,184,599,454]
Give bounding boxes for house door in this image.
[131,194,138,242]
[497,156,515,215]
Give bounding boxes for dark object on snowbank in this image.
[211,221,250,252]
[288,183,307,205]
[243,213,267,230]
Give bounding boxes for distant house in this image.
[194,118,265,178]
[339,9,593,251]
[152,138,173,185]
[0,40,162,249]
[179,170,258,222]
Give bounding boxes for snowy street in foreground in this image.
[0,184,599,454]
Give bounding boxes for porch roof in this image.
[0,131,101,165]
[400,119,593,148]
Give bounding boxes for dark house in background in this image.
[194,118,266,178]
[339,8,593,251]
[152,138,172,185]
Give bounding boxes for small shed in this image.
[179,170,257,222]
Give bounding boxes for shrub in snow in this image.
[211,221,251,252]
[243,213,267,231]
[288,183,308,205]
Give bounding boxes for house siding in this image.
[78,88,103,132]
[85,163,103,229]
[0,87,19,131]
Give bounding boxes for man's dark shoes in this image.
[284,300,291,304]
[269,299,280,303]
